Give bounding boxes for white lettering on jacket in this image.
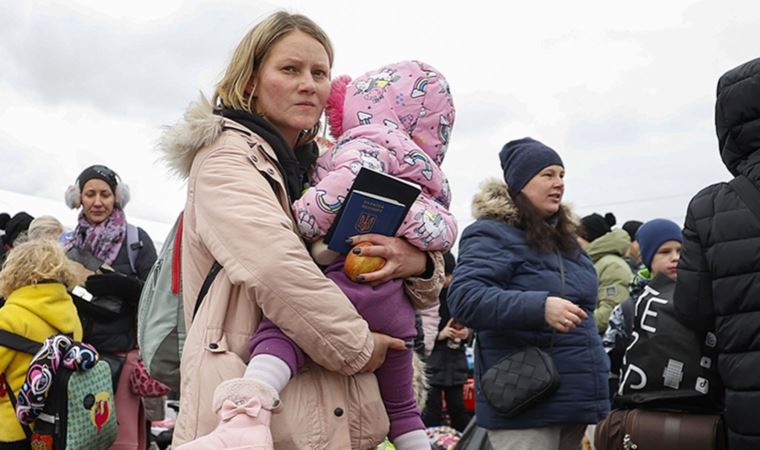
[619,331,648,393]
[636,284,668,334]
[620,363,648,393]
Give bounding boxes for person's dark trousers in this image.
[0,441,31,450]
[423,384,469,432]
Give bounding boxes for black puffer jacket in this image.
[673,57,760,450]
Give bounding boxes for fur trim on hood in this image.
[471,178,519,224]
[158,94,226,179]
[471,178,580,231]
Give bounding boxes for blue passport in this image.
[325,168,421,255]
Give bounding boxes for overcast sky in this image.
[1,0,759,246]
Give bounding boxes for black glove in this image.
[85,272,143,304]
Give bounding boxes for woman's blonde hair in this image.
[0,239,78,297]
[213,11,334,146]
[27,215,65,242]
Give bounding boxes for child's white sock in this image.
[393,429,431,450]
[243,354,292,393]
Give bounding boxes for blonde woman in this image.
[0,240,82,448]
[26,215,65,242]
[161,11,444,450]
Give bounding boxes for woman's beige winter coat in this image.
[160,98,443,449]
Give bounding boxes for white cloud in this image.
[0,0,759,249]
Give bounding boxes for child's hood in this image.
[327,60,455,166]
[586,229,631,262]
[1,283,82,338]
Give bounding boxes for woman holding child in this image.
[160,11,444,449]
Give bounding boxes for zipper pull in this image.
[623,434,638,449]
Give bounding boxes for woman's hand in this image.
[360,332,407,373]
[348,234,427,284]
[545,296,587,332]
[85,272,143,303]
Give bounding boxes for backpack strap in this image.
[0,330,42,355]
[1,374,32,440]
[166,211,222,321]
[171,214,184,295]
[729,175,760,222]
[126,223,143,275]
[192,262,223,320]
[0,331,39,440]
[621,297,635,338]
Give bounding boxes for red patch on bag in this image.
[30,433,54,450]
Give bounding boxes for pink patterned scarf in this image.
[65,208,127,266]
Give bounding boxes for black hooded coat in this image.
[673,57,760,450]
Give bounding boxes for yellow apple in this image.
[344,242,386,282]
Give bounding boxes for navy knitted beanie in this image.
[499,137,563,195]
[636,219,683,270]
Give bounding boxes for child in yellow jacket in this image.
[0,239,82,446]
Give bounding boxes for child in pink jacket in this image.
[245,61,457,450]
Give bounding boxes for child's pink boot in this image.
[175,378,280,450]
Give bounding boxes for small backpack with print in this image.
[0,331,118,450]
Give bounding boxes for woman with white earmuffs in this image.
[63,164,157,450]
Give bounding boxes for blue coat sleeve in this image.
[447,220,548,331]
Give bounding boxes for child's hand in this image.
[360,332,406,373]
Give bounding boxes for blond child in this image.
[0,240,82,446]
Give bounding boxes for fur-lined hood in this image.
[158,95,227,179]
[471,178,519,224]
[471,178,580,230]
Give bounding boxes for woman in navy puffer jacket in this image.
[447,138,609,449]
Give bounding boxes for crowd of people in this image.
[0,9,758,450]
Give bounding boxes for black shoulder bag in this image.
[475,254,564,417]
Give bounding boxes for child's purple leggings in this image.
[248,257,423,440]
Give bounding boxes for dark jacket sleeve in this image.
[447,220,547,331]
[134,227,158,281]
[674,197,715,332]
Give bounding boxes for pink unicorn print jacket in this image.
[293,60,457,252]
